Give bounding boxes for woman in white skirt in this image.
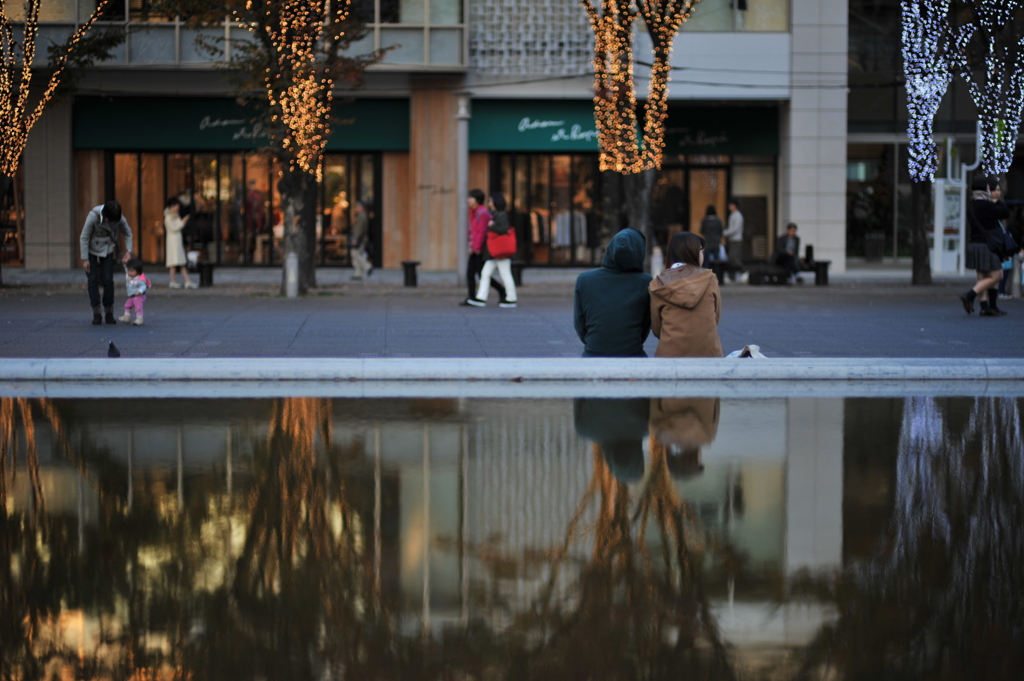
[165,198,197,289]
[961,176,1007,316]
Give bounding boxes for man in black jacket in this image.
[573,228,652,357]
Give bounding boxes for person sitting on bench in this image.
[772,222,802,283]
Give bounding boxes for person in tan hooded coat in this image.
[649,231,723,358]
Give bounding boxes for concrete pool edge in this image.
[1,358,1023,398]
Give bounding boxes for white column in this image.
[23,99,75,269]
[783,0,849,272]
[455,94,471,286]
[784,398,844,573]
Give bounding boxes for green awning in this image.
[469,100,600,152]
[470,100,779,156]
[664,106,779,156]
[73,97,409,151]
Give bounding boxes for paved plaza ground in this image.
[1,267,1022,359]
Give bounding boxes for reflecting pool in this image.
[1,396,1023,680]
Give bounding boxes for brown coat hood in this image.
[650,266,717,308]
[649,265,722,358]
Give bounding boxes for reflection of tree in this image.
[796,397,1024,681]
[506,444,736,680]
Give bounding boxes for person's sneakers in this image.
[169,282,183,289]
[133,318,144,325]
[184,281,198,289]
[959,293,975,314]
[118,313,131,323]
[458,299,474,306]
[105,311,117,324]
[498,300,517,308]
[92,313,103,325]
[466,297,486,307]
[738,272,750,284]
[999,293,1011,299]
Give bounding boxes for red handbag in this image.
[487,229,517,259]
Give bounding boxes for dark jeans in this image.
[466,251,506,300]
[87,253,116,310]
[727,241,745,281]
[774,252,800,278]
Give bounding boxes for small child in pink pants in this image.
[119,259,150,326]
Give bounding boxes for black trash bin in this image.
[199,262,215,288]
[401,261,420,287]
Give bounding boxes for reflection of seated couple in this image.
[573,396,720,483]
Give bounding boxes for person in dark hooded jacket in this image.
[573,228,652,357]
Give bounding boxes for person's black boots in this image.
[988,288,1007,316]
[105,307,117,324]
[92,307,102,325]
[959,289,977,314]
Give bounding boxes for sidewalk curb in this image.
[3,357,1023,382]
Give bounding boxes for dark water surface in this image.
[1,396,1023,680]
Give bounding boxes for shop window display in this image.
[76,151,381,268]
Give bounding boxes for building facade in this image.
[6,0,849,273]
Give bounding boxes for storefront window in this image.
[494,154,604,266]
[847,144,896,260]
[139,154,164,265]
[78,150,380,268]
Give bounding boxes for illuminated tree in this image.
[164,0,380,294]
[580,0,700,259]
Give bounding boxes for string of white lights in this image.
[901,0,954,182]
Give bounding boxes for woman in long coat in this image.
[165,197,196,289]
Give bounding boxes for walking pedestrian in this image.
[350,201,373,280]
[573,228,652,357]
[961,176,1009,316]
[460,188,506,305]
[649,231,722,357]
[723,198,748,284]
[468,193,517,308]
[699,205,724,264]
[80,200,133,325]
[164,198,197,289]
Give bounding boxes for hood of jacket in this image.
[650,265,716,309]
[601,229,646,272]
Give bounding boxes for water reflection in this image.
[0,396,1021,679]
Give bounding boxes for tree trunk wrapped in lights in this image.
[580,0,699,264]
[167,0,380,294]
[951,0,1024,176]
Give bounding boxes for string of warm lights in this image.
[901,0,954,182]
[0,0,111,177]
[237,0,350,182]
[638,0,700,171]
[580,0,700,174]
